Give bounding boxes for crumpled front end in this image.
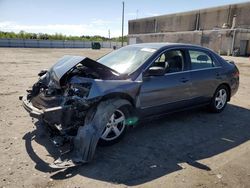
[21,55,122,132]
[20,55,141,168]
[20,57,107,152]
[22,89,95,132]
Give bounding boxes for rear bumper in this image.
[230,76,239,98]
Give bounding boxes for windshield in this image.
[97,46,156,74]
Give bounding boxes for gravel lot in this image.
[0,48,249,188]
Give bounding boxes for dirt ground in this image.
[0,48,249,188]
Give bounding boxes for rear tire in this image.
[209,85,229,113]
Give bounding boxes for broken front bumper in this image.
[21,94,43,119]
[21,94,66,124]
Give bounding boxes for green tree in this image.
[0,30,126,43]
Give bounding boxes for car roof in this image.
[128,42,207,50]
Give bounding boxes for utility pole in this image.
[121,1,125,47]
[108,29,111,48]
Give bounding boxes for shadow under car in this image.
[23,104,250,186]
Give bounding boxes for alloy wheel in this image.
[215,88,227,110]
[101,109,126,141]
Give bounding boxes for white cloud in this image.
[0,20,124,37]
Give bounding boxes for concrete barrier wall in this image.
[0,39,126,48]
[129,30,248,55]
[129,2,250,34]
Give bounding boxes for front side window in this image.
[189,50,214,70]
[152,50,185,73]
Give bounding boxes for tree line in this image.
[0,30,127,42]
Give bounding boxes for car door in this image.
[187,49,223,104]
[139,49,192,116]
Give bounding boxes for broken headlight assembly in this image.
[67,83,92,98]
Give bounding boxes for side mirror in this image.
[145,66,165,76]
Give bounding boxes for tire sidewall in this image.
[97,100,131,146]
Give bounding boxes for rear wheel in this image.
[209,85,229,113]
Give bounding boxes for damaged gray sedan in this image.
[21,43,239,168]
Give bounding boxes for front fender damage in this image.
[45,78,142,168]
[50,99,132,168]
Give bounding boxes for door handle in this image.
[180,78,189,83]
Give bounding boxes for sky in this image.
[0,0,249,37]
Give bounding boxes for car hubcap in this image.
[215,89,227,109]
[101,109,126,141]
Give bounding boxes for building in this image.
[128,2,250,56]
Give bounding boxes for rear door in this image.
[140,49,192,115]
[187,49,223,104]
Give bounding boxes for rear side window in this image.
[189,50,214,70]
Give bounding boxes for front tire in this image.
[98,105,130,146]
[209,85,229,113]
[84,99,132,146]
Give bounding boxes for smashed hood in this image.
[50,56,85,81]
[48,55,121,87]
